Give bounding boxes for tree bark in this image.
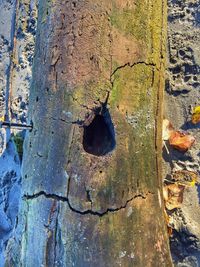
[6,0,172,266]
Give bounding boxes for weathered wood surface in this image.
[6,0,172,266]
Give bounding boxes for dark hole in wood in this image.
[82,110,116,156]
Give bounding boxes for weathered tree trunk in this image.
[6,0,172,266]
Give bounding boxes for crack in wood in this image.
[110,61,158,79]
[23,191,153,217]
[49,116,84,125]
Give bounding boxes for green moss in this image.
[110,4,150,43]
[12,133,24,160]
[109,63,157,191]
[72,79,112,106]
[110,0,165,68]
[110,64,152,108]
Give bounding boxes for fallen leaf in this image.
[172,170,198,187]
[162,119,174,141]
[192,106,200,124]
[164,184,185,210]
[163,186,169,202]
[0,116,4,122]
[164,207,173,237]
[167,226,173,237]
[164,208,169,224]
[169,131,195,152]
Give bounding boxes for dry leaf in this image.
[163,186,169,202]
[0,116,4,122]
[167,226,173,237]
[169,131,195,152]
[164,209,170,224]
[172,170,198,187]
[192,106,200,124]
[162,119,174,141]
[164,184,185,210]
[164,208,173,237]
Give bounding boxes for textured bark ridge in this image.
[5,0,172,266]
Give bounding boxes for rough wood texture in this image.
[5,0,172,266]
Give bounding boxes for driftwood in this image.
[6,0,172,266]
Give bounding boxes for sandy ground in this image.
[0,0,37,265]
[0,1,21,265]
[164,0,200,266]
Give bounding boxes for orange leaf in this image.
[167,226,173,237]
[169,131,195,152]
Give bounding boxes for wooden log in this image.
[6,0,172,266]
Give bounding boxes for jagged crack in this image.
[23,191,150,217]
[110,61,157,78]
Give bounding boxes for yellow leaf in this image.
[192,106,200,124]
[188,180,196,187]
[0,116,4,122]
